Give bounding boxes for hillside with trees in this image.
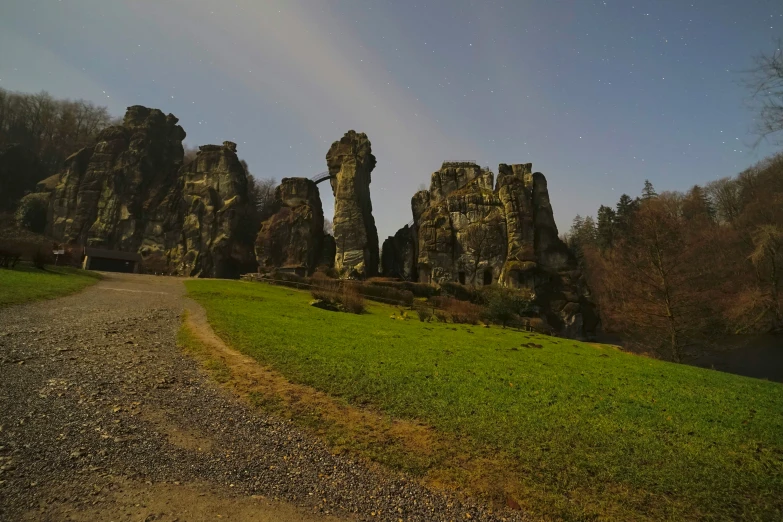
[0,88,114,211]
[567,153,783,361]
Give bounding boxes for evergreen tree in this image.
[596,205,616,250]
[682,185,716,224]
[642,179,658,200]
[615,194,638,237]
[581,216,598,245]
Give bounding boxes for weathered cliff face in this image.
[45,106,256,278]
[326,131,379,278]
[174,142,257,278]
[386,161,597,339]
[380,225,416,280]
[49,106,185,249]
[414,163,502,285]
[255,177,328,273]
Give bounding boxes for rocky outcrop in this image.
[44,106,256,278]
[255,177,328,273]
[173,142,257,278]
[380,225,416,280]
[386,161,597,339]
[48,106,186,249]
[326,131,379,278]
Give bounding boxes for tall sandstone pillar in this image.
[326,131,379,277]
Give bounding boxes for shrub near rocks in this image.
[480,286,534,328]
[355,283,414,307]
[440,281,480,303]
[413,301,434,322]
[367,279,438,298]
[311,272,340,303]
[340,285,366,314]
[310,272,365,314]
[433,297,483,324]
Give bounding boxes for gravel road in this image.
[0,272,525,522]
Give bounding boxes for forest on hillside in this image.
[567,154,783,361]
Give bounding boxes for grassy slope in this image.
[187,280,783,521]
[0,264,100,307]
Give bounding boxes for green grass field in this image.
[0,264,100,307]
[186,279,783,521]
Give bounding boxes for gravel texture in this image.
[0,273,526,521]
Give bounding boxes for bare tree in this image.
[706,177,742,225]
[0,88,115,211]
[600,196,721,362]
[183,145,199,165]
[246,174,277,221]
[746,40,783,144]
[749,224,783,327]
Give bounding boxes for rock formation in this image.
[44,106,256,278]
[326,131,379,278]
[255,177,331,274]
[380,225,416,280]
[173,141,257,278]
[385,161,598,339]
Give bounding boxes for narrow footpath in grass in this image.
[185,279,783,521]
[0,264,101,307]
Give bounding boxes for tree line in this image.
[0,88,114,211]
[567,153,783,362]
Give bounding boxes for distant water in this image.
[691,335,783,383]
[596,333,783,383]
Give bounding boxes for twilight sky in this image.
[1,0,781,240]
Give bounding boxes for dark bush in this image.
[32,247,52,269]
[440,281,481,303]
[434,308,451,323]
[0,247,21,268]
[314,265,339,279]
[434,297,483,324]
[14,193,50,234]
[413,301,434,322]
[480,286,534,328]
[368,279,438,298]
[340,285,366,314]
[355,283,414,306]
[311,272,340,302]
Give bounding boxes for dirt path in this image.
[0,273,522,522]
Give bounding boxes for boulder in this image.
[326,130,379,278]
